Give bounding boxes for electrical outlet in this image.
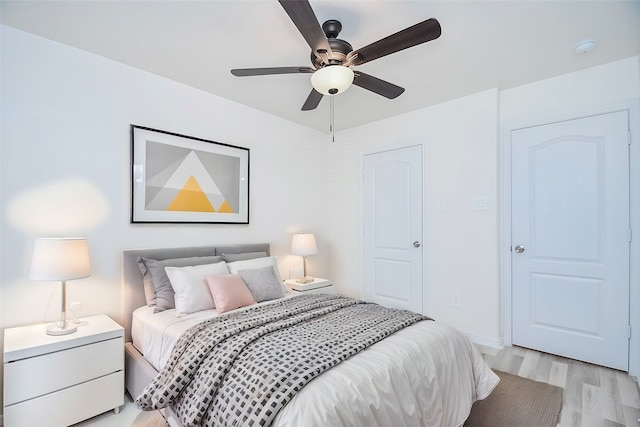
[451,294,461,307]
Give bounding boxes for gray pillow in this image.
[238,266,285,303]
[137,255,223,312]
[221,252,268,262]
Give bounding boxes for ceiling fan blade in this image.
[278,0,334,60]
[301,89,323,111]
[346,18,441,66]
[231,67,315,77]
[353,72,405,99]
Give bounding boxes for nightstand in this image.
[285,277,334,294]
[3,314,124,426]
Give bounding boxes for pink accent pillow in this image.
[206,274,256,314]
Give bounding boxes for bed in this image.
[122,243,499,427]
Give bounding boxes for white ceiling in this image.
[2,0,639,132]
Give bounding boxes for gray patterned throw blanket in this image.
[137,294,430,427]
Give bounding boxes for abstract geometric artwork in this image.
[131,126,249,223]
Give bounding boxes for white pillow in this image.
[165,262,229,316]
[227,256,287,294]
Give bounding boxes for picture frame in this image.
[130,125,249,224]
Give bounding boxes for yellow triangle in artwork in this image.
[217,200,234,213]
[167,176,215,212]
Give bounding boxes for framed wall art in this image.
[130,125,249,224]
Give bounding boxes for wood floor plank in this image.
[581,383,603,427]
[557,406,581,427]
[601,419,626,427]
[599,368,625,424]
[480,353,497,368]
[616,370,640,409]
[578,359,602,387]
[518,349,542,379]
[475,344,500,357]
[494,348,523,374]
[621,404,640,427]
[569,364,586,415]
[532,352,554,383]
[549,360,568,388]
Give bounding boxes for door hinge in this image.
[630,229,633,242]
[628,132,632,145]
[628,325,632,339]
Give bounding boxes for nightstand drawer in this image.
[4,370,124,427]
[4,336,123,405]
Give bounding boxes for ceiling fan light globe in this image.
[311,66,354,95]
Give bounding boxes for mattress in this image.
[133,294,498,427]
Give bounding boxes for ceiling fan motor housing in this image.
[311,20,353,68]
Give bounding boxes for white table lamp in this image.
[29,238,91,336]
[291,233,317,284]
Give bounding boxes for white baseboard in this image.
[465,333,504,349]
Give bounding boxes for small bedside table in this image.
[3,314,124,427]
[285,277,334,294]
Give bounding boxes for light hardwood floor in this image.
[475,344,640,427]
[76,344,640,427]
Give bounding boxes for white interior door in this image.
[363,145,423,313]
[511,111,630,370]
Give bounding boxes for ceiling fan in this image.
[230,0,442,112]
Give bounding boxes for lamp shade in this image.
[291,233,318,256]
[29,238,91,281]
[310,66,354,95]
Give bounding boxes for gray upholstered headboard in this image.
[121,243,270,342]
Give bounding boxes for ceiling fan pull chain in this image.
[330,94,335,142]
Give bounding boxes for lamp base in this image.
[296,276,314,284]
[46,322,77,336]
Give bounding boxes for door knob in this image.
[514,245,525,253]
[413,241,421,248]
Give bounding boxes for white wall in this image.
[326,89,501,345]
[0,25,330,410]
[500,57,640,125]
[326,56,640,352]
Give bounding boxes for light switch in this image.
[472,197,488,211]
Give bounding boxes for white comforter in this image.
[134,298,498,427]
[274,320,498,427]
